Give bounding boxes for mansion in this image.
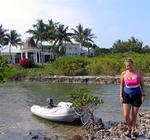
[0,38,94,64]
[0,38,54,64]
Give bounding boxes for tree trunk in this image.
[88,47,89,57]
[9,44,12,64]
[80,41,83,56]
[41,39,43,65]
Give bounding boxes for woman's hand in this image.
[141,95,145,103]
[120,96,123,103]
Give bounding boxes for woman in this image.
[120,58,145,139]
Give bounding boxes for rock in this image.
[50,135,58,140]
[68,134,83,140]
[78,111,150,140]
[31,135,39,139]
[27,111,150,140]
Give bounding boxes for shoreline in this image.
[9,111,149,140]
[11,75,150,85]
[82,111,150,140]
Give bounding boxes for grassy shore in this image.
[3,52,150,81]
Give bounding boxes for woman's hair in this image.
[124,58,133,64]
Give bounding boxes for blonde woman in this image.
[120,58,145,139]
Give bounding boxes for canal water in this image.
[0,82,150,139]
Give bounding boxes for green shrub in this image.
[51,56,89,76]
[70,87,104,110]
[87,52,150,76]
[4,65,26,80]
[4,53,150,78]
[0,56,9,82]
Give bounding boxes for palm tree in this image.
[0,24,8,48]
[45,19,58,56]
[6,30,22,63]
[26,19,47,64]
[128,37,143,52]
[83,28,95,56]
[54,24,72,56]
[46,19,58,44]
[83,41,93,56]
[72,24,96,56]
[72,24,84,46]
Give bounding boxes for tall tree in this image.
[54,24,72,56]
[72,24,84,53]
[72,24,84,43]
[112,37,143,53]
[128,37,143,52]
[46,19,58,44]
[72,24,95,56]
[26,19,47,64]
[6,30,22,63]
[0,25,8,48]
[45,19,58,57]
[142,45,150,53]
[83,28,96,56]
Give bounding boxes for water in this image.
[0,82,150,139]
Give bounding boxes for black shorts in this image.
[122,93,142,107]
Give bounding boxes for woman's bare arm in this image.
[120,72,125,97]
[139,70,145,95]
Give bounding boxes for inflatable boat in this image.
[30,102,79,122]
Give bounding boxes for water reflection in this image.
[0,82,149,139]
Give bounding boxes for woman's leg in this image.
[123,104,132,130]
[131,106,139,133]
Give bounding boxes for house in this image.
[0,39,93,64]
[20,38,41,63]
[65,43,81,56]
[0,45,21,64]
[64,43,96,57]
[0,38,54,64]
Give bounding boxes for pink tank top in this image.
[124,71,141,86]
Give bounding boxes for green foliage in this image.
[94,47,111,56]
[87,52,150,76]
[112,37,144,53]
[70,87,104,110]
[0,25,8,47]
[4,65,26,80]
[50,56,89,76]
[87,56,122,75]
[0,56,9,82]
[3,53,150,80]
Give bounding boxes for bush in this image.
[4,53,150,79]
[0,56,9,82]
[19,59,33,68]
[51,56,89,76]
[70,87,104,111]
[5,67,26,80]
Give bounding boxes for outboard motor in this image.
[47,98,54,108]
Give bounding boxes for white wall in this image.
[65,43,81,56]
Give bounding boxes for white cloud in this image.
[0,0,41,35]
[1,0,149,47]
[0,0,92,40]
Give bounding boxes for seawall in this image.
[12,75,150,85]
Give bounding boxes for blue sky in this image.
[0,0,150,48]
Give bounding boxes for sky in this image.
[0,0,150,48]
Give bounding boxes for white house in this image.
[0,45,21,64]
[0,39,93,64]
[0,38,54,64]
[20,39,41,63]
[65,43,81,56]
